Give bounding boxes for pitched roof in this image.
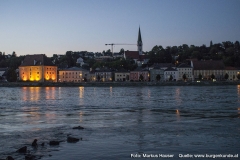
[59,67,88,72]
[125,51,139,59]
[225,66,238,70]
[20,54,55,66]
[165,67,177,71]
[150,63,175,68]
[191,60,225,70]
[177,63,192,68]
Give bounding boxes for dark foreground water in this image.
[0,86,239,160]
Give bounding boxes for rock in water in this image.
[72,126,84,130]
[49,141,60,145]
[6,156,14,160]
[67,136,80,143]
[25,154,35,160]
[17,146,27,153]
[41,142,44,147]
[31,139,38,147]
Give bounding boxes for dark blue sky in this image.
[1,0,240,57]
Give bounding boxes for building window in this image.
[37,72,39,74]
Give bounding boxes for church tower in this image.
[137,27,143,55]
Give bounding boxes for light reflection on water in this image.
[0,86,240,159]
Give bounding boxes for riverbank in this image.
[0,81,239,87]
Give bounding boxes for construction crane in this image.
[105,43,136,55]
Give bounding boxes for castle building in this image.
[19,54,57,82]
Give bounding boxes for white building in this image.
[177,63,193,81]
[164,67,179,81]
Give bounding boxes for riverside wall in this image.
[0,81,240,87]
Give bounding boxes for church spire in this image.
[137,26,143,55]
[138,27,142,43]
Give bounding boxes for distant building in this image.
[164,67,179,81]
[130,67,149,81]
[177,63,193,81]
[191,60,225,80]
[58,67,89,82]
[95,68,112,82]
[76,57,84,66]
[225,66,238,81]
[0,68,8,81]
[19,54,57,82]
[149,65,164,82]
[114,69,130,81]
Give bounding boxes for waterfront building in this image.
[95,68,112,82]
[130,67,149,81]
[191,60,225,80]
[58,67,89,82]
[225,66,238,81]
[19,54,57,82]
[0,68,8,81]
[177,63,193,81]
[164,67,179,81]
[114,69,130,81]
[149,66,164,82]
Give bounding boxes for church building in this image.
[124,27,149,66]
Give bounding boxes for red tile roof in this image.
[125,51,139,59]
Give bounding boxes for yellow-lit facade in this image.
[58,67,89,82]
[19,66,57,82]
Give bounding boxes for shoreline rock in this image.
[16,146,27,153]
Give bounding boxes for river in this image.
[0,86,239,159]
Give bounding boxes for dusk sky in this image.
[1,0,240,57]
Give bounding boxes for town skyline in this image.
[1,0,240,57]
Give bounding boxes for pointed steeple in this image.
[137,26,143,55]
[138,27,142,43]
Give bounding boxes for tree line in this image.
[1,40,240,82]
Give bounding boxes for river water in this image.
[0,86,239,160]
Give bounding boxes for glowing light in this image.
[176,109,180,114]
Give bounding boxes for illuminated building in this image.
[58,67,89,82]
[19,54,57,82]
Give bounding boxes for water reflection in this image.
[45,87,56,100]
[79,87,84,98]
[21,107,41,124]
[175,88,182,106]
[238,85,240,100]
[176,109,181,121]
[110,86,113,96]
[21,87,40,101]
[79,111,84,122]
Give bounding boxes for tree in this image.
[169,75,173,81]
[211,74,215,80]
[198,74,202,80]
[97,75,101,81]
[156,74,161,81]
[139,74,144,81]
[182,74,187,81]
[6,68,17,82]
[224,73,229,80]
